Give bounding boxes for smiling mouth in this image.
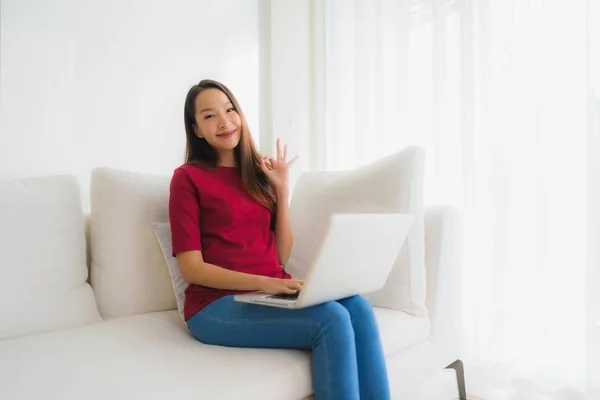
[217,129,236,138]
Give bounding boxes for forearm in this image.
[274,187,293,264]
[185,261,265,291]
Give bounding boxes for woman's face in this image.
[193,88,242,152]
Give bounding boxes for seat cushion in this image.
[375,306,431,356]
[0,175,100,340]
[0,308,429,400]
[286,146,427,316]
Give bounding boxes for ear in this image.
[194,125,202,139]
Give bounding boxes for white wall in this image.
[587,98,600,398]
[587,3,600,396]
[0,0,262,209]
[266,0,314,194]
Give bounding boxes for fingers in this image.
[269,139,298,166]
[285,281,303,291]
[268,278,304,295]
[261,156,273,170]
[265,157,273,170]
[280,286,301,294]
[276,138,282,160]
[287,155,299,167]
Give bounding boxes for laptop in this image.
[234,213,415,309]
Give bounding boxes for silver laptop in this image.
[234,213,414,309]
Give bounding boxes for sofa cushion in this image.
[0,308,429,400]
[90,168,175,319]
[152,222,187,321]
[375,307,430,356]
[286,147,427,316]
[0,175,101,340]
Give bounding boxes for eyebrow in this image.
[199,101,233,114]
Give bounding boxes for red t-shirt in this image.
[168,163,291,321]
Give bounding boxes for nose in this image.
[219,115,232,129]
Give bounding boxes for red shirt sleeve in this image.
[169,167,202,256]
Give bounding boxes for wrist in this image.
[275,185,289,199]
[255,275,271,291]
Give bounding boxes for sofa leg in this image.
[445,359,467,400]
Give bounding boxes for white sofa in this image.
[0,157,464,399]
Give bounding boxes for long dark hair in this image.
[183,79,275,210]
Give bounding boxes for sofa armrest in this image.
[424,206,463,363]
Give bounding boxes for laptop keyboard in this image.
[266,292,300,301]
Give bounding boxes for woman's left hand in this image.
[260,138,298,192]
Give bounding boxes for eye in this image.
[226,107,235,113]
[203,114,215,120]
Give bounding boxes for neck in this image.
[217,150,237,167]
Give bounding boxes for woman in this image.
[169,79,390,400]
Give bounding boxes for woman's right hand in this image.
[257,276,304,294]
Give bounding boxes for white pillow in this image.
[286,147,427,316]
[152,222,187,321]
[0,175,101,340]
[90,168,176,319]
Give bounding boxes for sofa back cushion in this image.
[286,147,427,316]
[90,168,175,319]
[0,175,101,340]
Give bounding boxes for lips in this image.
[217,129,236,139]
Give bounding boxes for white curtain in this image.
[319,0,598,398]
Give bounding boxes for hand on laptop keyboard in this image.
[257,276,304,295]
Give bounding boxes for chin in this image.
[215,135,241,151]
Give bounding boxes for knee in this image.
[315,301,353,332]
[341,295,374,319]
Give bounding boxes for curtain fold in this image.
[319,0,596,398]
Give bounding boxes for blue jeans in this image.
[186,294,390,400]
